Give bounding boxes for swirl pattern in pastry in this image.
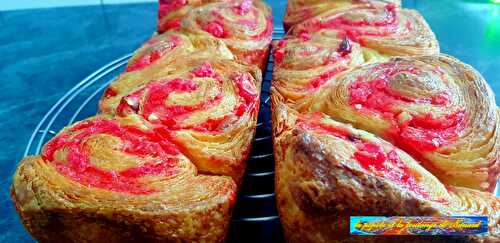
[178,0,273,70]
[272,32,368,111]
[272,1,438,111]
[283,0,401,30]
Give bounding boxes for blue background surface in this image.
[0,0,499,241]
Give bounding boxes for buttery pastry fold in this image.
[100,54,262,184]
[158,0,273,70]
[271,94,500,243]
[12,116,236,242]
[312,55,500,192]
[283,0,401,30]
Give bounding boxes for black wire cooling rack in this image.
[23,28,285,243]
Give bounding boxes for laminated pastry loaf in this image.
[158,0,273,70]
[11,0,272,242]
[273,0,499,242]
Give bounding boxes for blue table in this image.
[0,0,499,241]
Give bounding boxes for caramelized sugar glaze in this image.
[273,0,499,242]
[11,1,272,242]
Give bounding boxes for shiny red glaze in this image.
[398,110,467,152]
[161,19,182,31]
[202,17,227,38]
[231,72,259,114]
[354,142,387,170]
[42,118,179,194]
[299,32,311,41]
[142,78,223,128]
[348,64,466,151]
[300,113,439,200]
[241,49,269,67]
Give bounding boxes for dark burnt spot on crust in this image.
[347,133,361,143]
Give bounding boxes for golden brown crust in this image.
[179,0,272,71]
[124,31,234,73]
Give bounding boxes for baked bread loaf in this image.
[100,53,262,184]
[12,0,272,242]
[158,0,273,70]
[273,0,499,242]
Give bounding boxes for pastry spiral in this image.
[125,31,234,73]
[100,54,262,183]
[314,55,500,192]
[272,95,500,242]
[283,0,401,30]
[12,116,236,242]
